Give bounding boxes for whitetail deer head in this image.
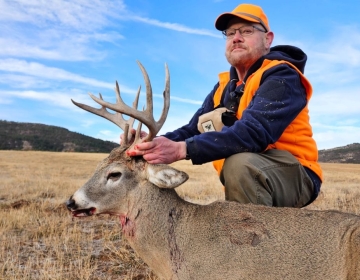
[66,61,188,218]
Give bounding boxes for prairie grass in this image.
[0,151,359,279]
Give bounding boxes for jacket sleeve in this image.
[162,83,219,141]
[185,64,308,165]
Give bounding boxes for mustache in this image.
[231,44,246,51]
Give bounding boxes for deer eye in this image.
[107,172,122,181]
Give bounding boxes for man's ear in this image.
[265,31,274,49]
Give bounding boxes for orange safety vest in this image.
[212,59,323,181]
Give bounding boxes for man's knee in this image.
[219,150,314,207]
[221,152,256,178]
[220,153,272,205]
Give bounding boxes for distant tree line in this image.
[318,143,360,164]
[0,120,119,153]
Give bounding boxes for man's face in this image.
[224,18,273,72]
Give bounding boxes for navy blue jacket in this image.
[164,45,310,163]
[164,45,321,199]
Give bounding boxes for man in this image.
[126,3,323,207]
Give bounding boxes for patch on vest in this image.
[200,120,216,132]
[197,107,227,133]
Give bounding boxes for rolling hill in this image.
[0,120,118,153]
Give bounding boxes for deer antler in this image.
[71,61,170,148]
[71,84,140,145]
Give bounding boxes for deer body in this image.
[134,203,360,280]
[67,146,360,280]
[67,62,360,280]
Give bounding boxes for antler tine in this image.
[148,62,170,140]
[136,61,170,142]
[115,81,141,144]
[71,92,133,132]
[84,66,154,131]
[133,122,143,146]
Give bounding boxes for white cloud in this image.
[301,26,360,85]
[0,0,126,31]
[0,89,82,109]
[310,88,360,116]
[0,59,204,106]
[319,25,360,66]
[0,59,135,92]
[0,34,119,61]
[0,74,51,89]
[314,125,360,150]
[96,130,120,143]
[152,94,203,105]
[0,0,126,62]
[128,16,221,38]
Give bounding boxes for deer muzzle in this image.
[66,196,97,217]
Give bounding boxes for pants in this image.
[219,149,314,207]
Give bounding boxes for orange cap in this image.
[215,4,270,32]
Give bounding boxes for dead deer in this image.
[66,61,360,280]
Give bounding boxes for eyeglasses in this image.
[222,25,266,39]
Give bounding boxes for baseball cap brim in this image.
[216,14,264,31]
[214,4,270,32]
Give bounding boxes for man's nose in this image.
[232,30,245,42]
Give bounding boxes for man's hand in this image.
[126,136,187,164]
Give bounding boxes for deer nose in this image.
[66,197,77,211]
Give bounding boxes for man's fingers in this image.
[126,142,153,156]
[143,153,157,162]
[134,141,155,151]
[126,149,144,157]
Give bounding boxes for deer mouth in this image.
[71,207,96,217]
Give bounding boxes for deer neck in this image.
[120,184,196,274]
[121,184,188,237]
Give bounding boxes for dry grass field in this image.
[0,150,359,279]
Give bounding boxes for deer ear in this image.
[146,164,189,189]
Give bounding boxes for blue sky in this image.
[1,0,360,150]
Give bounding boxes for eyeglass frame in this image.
[222,25,266,39]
